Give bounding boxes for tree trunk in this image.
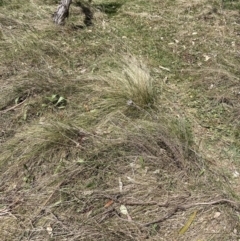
[53,0,73,25]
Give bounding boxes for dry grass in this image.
[99,55,156,109]
[80,55,157,119]
[0,0,240,240]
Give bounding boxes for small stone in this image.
[127,100,133,106]
[214,212,221,219]
[209,84,214,90]
[233,171,239,178]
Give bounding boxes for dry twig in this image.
[0,99,27,114]
[142,198,240,227]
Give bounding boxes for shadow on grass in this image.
[95,2,124,17]
[75,1,94,26]
[74,1,125,27]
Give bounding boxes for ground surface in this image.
[0,0,240,240]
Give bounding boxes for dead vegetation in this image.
[0,0,240,240]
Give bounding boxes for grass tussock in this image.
[85,55,157,113]
[105,56,156,108]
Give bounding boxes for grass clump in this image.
[86,55,157,115]
[0,122,82,164]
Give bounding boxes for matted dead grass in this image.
[1,113,239,240]
[1,116,239,241]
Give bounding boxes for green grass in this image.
[222,0,240,10]
[0,0,240,240]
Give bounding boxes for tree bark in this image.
[53,0,73,25]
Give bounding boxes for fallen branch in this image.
[99,194,240,226]
[142,198,240,227]
[76,192,240,227]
